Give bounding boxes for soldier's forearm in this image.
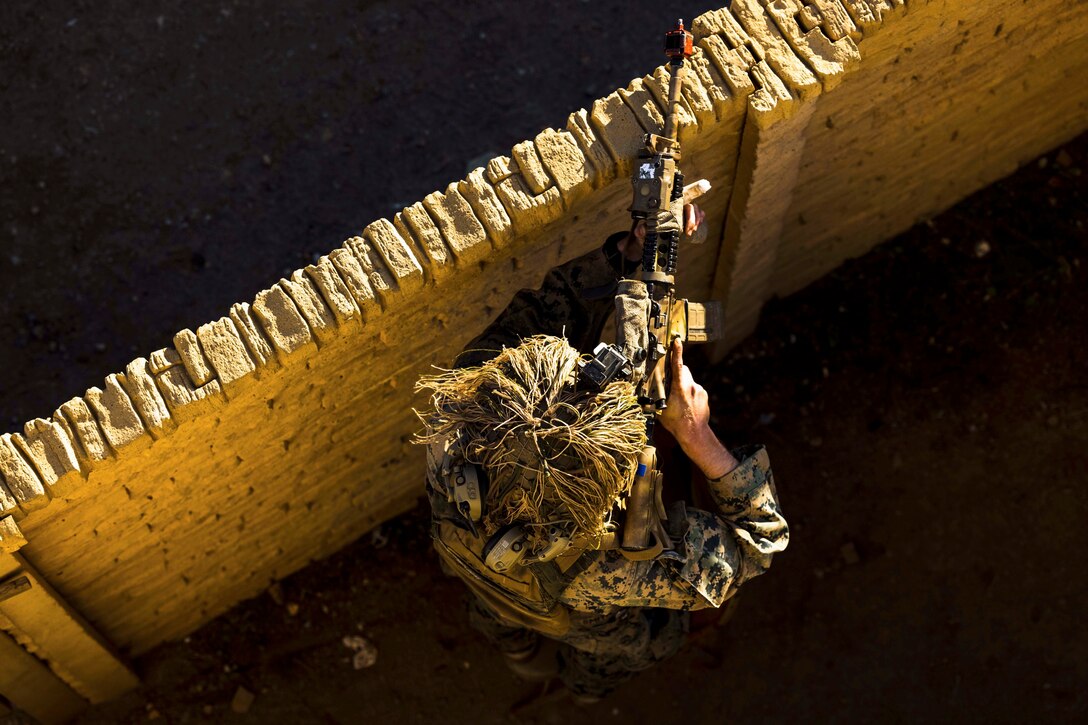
[680,425,737,480]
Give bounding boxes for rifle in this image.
[580,19,721,557]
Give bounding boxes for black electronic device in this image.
[578,342,633,390]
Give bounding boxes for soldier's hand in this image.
[617,203,705,262]
[659,338,738,479]
[683,203,706,236]
[659,338,710,444]
[618,217,648,262]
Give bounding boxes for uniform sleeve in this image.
[560,445,788,612]
[455,233,631,368]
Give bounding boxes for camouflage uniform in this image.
[431,235,789,699]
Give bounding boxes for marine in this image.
[416,207,790,703]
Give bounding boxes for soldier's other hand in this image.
[618,204,704,262]
[618,219,647,262]
[684,203,706,236]
[659,338,738,479]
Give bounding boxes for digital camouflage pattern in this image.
[557,446,787,613]
[428,234,789,698]
[435,445,786,697]
[468,595,688,698]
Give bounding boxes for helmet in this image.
[416,335,645,554]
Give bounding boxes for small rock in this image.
[286,602,300,616]
[267,582,284,606]
[1057,257,1074,283]
[231,686,255,714]
[1037,156,1048,169]
[841,542,861,565]
[1056,150,1073,167]
[370,526,389,549]
[342,635,378,669]
[974,240,991,258]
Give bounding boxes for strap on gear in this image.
[433,519,599,638]
[526,548,600,599]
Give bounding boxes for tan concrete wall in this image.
[705,0,1088,346]
[768,0,1088,300]
[0,1,1085,687]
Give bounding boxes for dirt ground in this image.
[2,2,1086,723]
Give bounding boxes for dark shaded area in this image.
[1,1,1085,723]
[0,0,705,425]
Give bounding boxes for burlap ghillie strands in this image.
[415,336,645,545]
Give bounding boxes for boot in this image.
[502,637,559,682]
